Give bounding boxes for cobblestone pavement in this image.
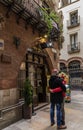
[66,90,83,111]
[2,90,83,130]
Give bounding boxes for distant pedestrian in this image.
[49,69,67,129]
[38,81,43,102]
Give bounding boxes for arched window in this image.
[60,63,67,73]
[68,60,80,70]
[68,60,81,78]
[68,60,82,89]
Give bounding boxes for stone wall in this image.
[0,4,39,89]
[0,4,38,128]
[0,105,22,129]
[0,88,22,129]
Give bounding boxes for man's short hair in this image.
[52,68,58,75]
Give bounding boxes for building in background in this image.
[58,0,83,89]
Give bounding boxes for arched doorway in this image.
[17,49,50,107]
[68,60,82,89]
[60,63,67,73]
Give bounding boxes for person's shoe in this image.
[57,125,67,129]
[51,122,55,126]
[61,121,65,125]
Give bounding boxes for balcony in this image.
[0,0,59,40]
[67,16,80,29]
[68,42,80,54]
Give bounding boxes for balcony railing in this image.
[0,0,59,40]
[67,42,80,54]
[0,0,43,18]
[67,16,80,29]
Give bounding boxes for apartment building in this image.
[58,0,83,89]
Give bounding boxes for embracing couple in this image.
[49,69,67,129]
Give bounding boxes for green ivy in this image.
[23,78,33,106]
[40,7,63,37]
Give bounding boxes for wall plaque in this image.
[1,54,11,63]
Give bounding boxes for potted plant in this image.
[23,78,33,119]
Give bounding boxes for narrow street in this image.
[65,90,83,129]
[2,90,83,130]
[66,90,83,111]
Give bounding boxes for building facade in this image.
[0,0,60,128]
[58,0,83,89]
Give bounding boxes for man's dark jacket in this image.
[49,75,66,104]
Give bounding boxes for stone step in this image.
[34,103,49,111]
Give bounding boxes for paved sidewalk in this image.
[2,104,83,130]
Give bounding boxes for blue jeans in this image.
[50,103,62,126]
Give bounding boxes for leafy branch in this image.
[39,8,63,38]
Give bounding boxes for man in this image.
[49,69,67,129]
[49,75,66,126]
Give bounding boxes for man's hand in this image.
[49,89,54,93]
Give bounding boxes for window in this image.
[60,63,67,72]
[70,33,78,49]
[59,0,78,8]
[61,0,68,6]
[68,60,80,70]
[70,10,78,25]
[68,60,81,78]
